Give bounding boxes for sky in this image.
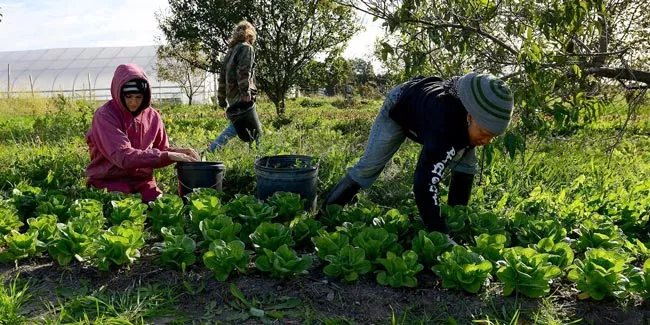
[0,0,384,66]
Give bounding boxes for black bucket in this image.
[227,102,262,143]
[254,155,319,211]
[175,161,226,197]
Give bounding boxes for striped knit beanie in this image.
[457,72,514,135]
[121,79,148,95]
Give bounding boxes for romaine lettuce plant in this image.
[95,222,145,271]
[109,197,147,226]
[470,233,507,267]
[147,194,185,234]
[352,227,403,262]
[249,222,294,252]
[226,195,277,241]
[573,220,625,252]
[152,227,196,272]
[515,219,567,247]
[199,215,242,245]
[376,250,424,288]
[203,239,252,281]
[323,244,372,283]
[533,237,574,270]
[567,248,635,300]
[35,193,71,222]
[0,206,23,236]
[188,193,225,234]
[255,245,312,279]
[267,192,304,223]
[432,246,492,293]
[290,216,321,249]
[411,230,453,268]
[372,208,410,238]
[496,247,562,298]
[27,214,58,245]
[312,230,350,260]
[0,230,42,263]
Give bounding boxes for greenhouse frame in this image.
[0,45,215,104]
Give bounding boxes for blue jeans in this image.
[208,123,261,152]
[208,123,237,152]
[347,84,478,188]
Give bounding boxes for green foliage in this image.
[187,190,225,234]
[568,248,635,300]
[0,274,31,325]
[203,240,252,281]
[147,194,185,234]
[95,222,145,271]
[0,206,23,236]
[410,230,453,268]
[10,182,43,220]
[515,218,568,247]
[372,208,411,238]
[34,193,71,222]
[109,197,147,226]
[574,219,625,252]
[27,214,58,245]
[352,227,403,262]
[199,215,242,245]
[432,246,493,293]
[226,194,277,241]
[152,227,197,272]
[320,204,345,230]
[323,244,373,283]
[266,192,304,223]
[289,215,322,249]
[496,247,562,298]
[255,245,312,279]
[376,250,424,288]
[249,222,294,252]
[533,237,575,270]
[0,230,41,263]
[470,233,508,267]
[312,229,350,260]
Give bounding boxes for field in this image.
[1,94,650,324]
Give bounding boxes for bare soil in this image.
[1,251,649,324]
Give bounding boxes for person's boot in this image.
[448,171,474,206]
[320,173,361,210]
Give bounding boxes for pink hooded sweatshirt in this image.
[85,64,173,190]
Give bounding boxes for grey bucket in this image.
[254,155,319,211]
[175,161,226,197]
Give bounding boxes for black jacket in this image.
[389,77,472,232]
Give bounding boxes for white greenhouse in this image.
[0,45,215,104]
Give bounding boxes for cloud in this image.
[0,0,169,51]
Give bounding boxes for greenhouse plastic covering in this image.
[0,46,214,104]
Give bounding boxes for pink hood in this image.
[85,64,172,183]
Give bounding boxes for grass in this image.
[0,95,649,323]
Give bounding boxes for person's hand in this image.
[172,148,200,161]
[168,151,198,162]
[242,94,252,102]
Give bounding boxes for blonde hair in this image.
[228,20,256,48]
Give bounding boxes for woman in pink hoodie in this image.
[85,64,199,202]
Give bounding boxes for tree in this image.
[340,0,650,136]
[349,58,376,86]
[158,0,360,115]
[156,45,208,106]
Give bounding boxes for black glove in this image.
[448,171,474,206]
[218,99,227,108]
